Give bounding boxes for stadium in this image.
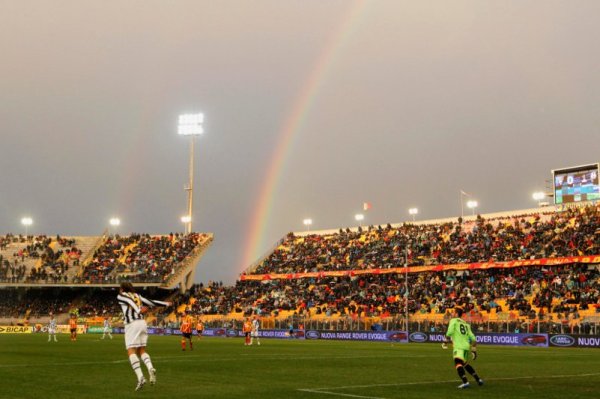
[2,2,600,399]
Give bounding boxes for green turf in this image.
[0,334,598,398]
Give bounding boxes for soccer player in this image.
[196,318,204,341]
[443,307,484,389]
[242,317,252,346]
[69,313,78,341]
[250,315,260,346]
[180,311,193,351]
[118,282,171,391]
[48,314,58,342]
[102,316,113,340]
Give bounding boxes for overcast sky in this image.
[1,1,599,284]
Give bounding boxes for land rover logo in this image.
[409,332,428,342]
[305,330,320,339]
[550,335,575,347]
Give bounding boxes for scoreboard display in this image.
[553,163,600,205]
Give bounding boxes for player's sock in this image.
[129,354,144,382]
[456,365,468,384]
[140,353,154,372]
[250,337,253,345]
[190,341,193,350]
[181,338,186,351]
[464,364,481,382]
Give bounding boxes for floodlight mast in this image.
[178,113,204,234]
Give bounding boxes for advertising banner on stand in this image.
[409,332,548,347]
[305,330,408,343]
[549,334,600,348]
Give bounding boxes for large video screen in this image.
[553,163,600,205]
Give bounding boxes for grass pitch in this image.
[0,334,598,398]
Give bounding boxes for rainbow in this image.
[240,1,369,271]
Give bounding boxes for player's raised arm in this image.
[139,295,171,308]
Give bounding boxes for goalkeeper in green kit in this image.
[442,307,484,389]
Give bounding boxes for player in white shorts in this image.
[117,282,171,391]
[48,314,58,342]
[102,316,113,339]
[250,315,261,346]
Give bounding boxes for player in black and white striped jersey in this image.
[118,282,171,391]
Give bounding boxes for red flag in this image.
[363,202,371,211]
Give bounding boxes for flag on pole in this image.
[363,202,372,211]
[460,190,472,197]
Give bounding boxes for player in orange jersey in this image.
[180,311,193,351]
[196,318,204,341]
[69,313,78,341]
[242,317,252,346]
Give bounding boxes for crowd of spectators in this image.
[77,233,207,284]
[252,204,599,276]
[0,289,78,319]
[0,235,82,284]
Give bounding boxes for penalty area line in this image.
[297,372,600,398]
[297,389,387,399]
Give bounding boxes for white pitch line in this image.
[297,372,600,397]
[297,389,387,399]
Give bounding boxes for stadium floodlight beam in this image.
[178,113,204,234]
[303,218,313,231]
[466,200,478,216]
[181,215,191,223]
[408,207,419,222]
[21,217,33,236]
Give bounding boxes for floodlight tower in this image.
[355,213,365,227]
[532,192,545,207]
[303,218,313,232]
[178,113,204,234]
[466,200,478,216]
[21,217,33,236]
[408,208,418,222]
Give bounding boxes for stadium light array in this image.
[109,218,121,227]
[532,192,545,201]
[177,113,204,136]
[181,215,192,224]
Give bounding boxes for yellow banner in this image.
[0,326,32,334]
[57,325,87,334]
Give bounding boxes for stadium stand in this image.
[0,203,598,335]
[162,203,599,333]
